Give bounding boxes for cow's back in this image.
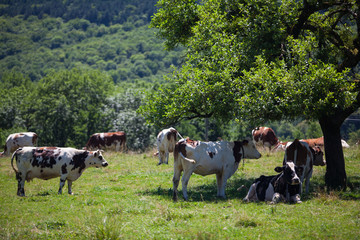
[284,140,313,182]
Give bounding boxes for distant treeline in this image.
[0,0,157,26]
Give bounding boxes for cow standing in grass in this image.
[1,132,38,156]
[173,138,261,201]
[11,147,108,196]
[283,139,323,194]
[85,131,126,152]
[156,127,180,165]
[252,127,279,152]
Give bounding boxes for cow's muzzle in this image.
[102,162,109,167]
[291,178,300,185]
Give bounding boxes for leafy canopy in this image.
[140,0,359,127]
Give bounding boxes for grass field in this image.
[0,147,359,239]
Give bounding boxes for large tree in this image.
[140,0,360,190]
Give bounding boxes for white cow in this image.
[11,147,108,196]
[156,127,180,165]
[1,132,38,156]
[173,138,261,201]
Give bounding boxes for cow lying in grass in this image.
[11,147,108,196]
[243,161,303,204]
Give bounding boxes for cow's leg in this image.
[243,183,257,202]
[16,171,25,196]
[216,173,226,198]
[181,169,193,201]
[165,151,169,164]
[158,151,164,165]
[67,180,73,195]
[58,175,67,194]
[115,141,121,152]
[172,167,181,201]
[271,193,282,204]
[304,169,313,194]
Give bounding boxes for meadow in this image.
[0,147,359,239]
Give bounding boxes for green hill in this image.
[0,0,183,82]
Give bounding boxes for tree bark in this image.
[319,117,347,191]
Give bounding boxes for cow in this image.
[283,139,325,194]
[11,147,108,196]
[1,132,38,156]
[341,139,350,148]
[243,161,302,204]
[156,127,180,165]
[300,137,324,149]
[252,127,279,152]
[272,141,288,152]
[85,132,126,152]
[172,138,261,201]
[301,136,349,150]
[277,140,325,166]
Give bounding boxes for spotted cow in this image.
[85,132,126,152]
[252,127,279,152]
[173,138,261,201]
[11,147,108,196]
[156,127,180,165]
[283,139,325,194]
[243,161,302,204]
[1,132,38,156]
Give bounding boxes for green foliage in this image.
[29,69,113,147]
[0,14,184,83]
[151,0,200,50]
[141,0,360,127]
[107,89,155,151]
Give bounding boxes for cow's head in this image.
[311,146,325,166]
[275,162,302,185]
[239,138,261,159]
[88,150,108,168]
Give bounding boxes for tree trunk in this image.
[319,117,347,191]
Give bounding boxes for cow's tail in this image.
[11,150,19,174]
[179,152,196,164]
[176,131,185,140]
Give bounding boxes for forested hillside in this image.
[0,0,359,151]
[0,0,183,83]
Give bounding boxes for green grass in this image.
[1,148,359,239]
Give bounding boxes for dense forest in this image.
[0,0,359,151]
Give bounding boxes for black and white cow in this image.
[243,161,303,204]
[11,147,108,196]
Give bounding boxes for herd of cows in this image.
[0,127,350,203]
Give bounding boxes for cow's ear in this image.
[274,166,283,173]
[242,139,249,145]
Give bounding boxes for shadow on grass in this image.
[141,175,257,202]
[142,174,360,202]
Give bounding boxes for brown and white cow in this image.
[300,136,349,149]
[272,141,288,152]
[300,136,324,149]
[283,139,324,194]
[11,147,108,196]
[85,131,126,152]
[156,127,180,165]
[173,138,261,201]
[243,161,302,204]
[1,132,38,156]
[252,127,279,152]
